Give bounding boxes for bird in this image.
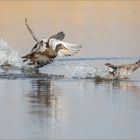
[22,31,81,68]
[22,18,81,68]
[105,59,140,79]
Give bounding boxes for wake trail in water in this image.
[0,39,116,80]
[40,61,107,79]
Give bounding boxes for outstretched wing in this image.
[25,18,40,43]
[30,32,65,53]
[48,38,81,57]
[49,31,65,41]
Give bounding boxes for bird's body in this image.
[105,60,140,79]
[22,44,62,67]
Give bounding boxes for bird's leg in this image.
[23,59,28,62]
[36,61,47,68]
[28,62,35,65]
[34,67,39,73]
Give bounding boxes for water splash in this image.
[0,39,23,68]
[40,61,105,79]
[0,39,113,80]
[66,63,97,79]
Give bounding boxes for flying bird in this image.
[22,19,81,68]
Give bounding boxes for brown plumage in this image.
[117,60,140,72]
[22,32,81,68]
[22,19,81,68]
[105,60,140,79]
[22,44,66,68]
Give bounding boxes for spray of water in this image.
[0,39,110,80]
[0,39,23,68]
[39,61,107,79]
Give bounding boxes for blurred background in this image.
[0,1,140,58]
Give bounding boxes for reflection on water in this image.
[28,79,56,107]
[24,78,140,139]
[0,76,140,139]
[95,79,140,95]
[27,79,61,120]
[26,79,65,139]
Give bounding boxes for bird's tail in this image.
[21,53,32,62]
[21,54,29,59]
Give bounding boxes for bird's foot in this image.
[34,67,39,73]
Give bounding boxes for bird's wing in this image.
[48,38,81,57]
[49,31,65,41]
[25,18,40,43]
[30,32,65,52]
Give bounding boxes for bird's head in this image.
[55,44,65,52]
[105,63,112,67]
[135,60,140,65]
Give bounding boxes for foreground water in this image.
[0,56,140,139]
[0,1,140,139]
[0,71,140,139]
